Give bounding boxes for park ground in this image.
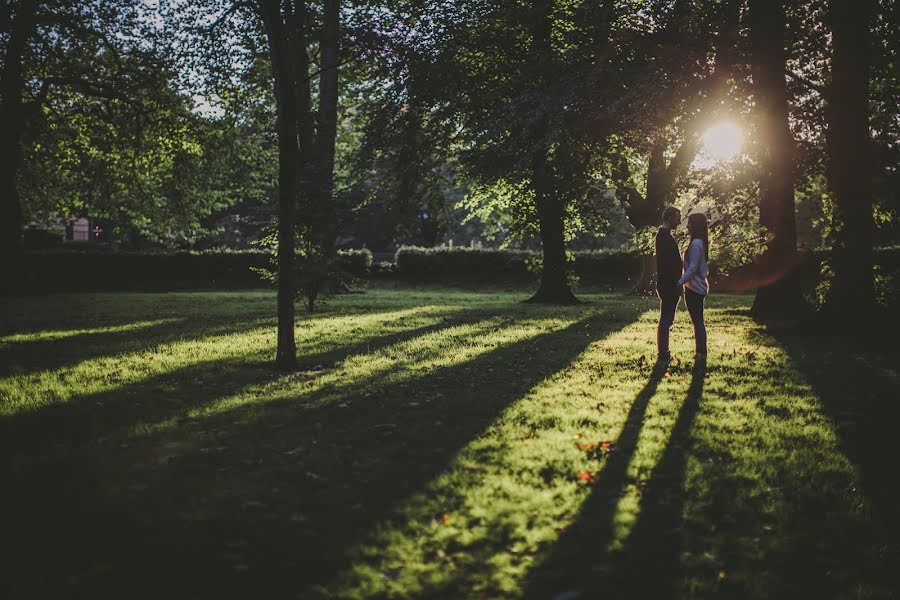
[1,288,899,599]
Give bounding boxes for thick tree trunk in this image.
[261,1,299,369]
[315,0,340,256]
[825,0,876,316]
[529,153,578,303]
[0,2,36,296]
[749,0,805,320]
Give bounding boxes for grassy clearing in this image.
[1,289,898,599]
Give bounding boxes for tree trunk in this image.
[529,151,578,303]
[315,0,340,256]
[825,0,876,316]
[0,2,37,296]
[261,1,299,369]
[749,0,805,320]
[526,0,576,304]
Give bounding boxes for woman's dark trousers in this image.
[685,288,707,356]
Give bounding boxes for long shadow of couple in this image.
[524,359,707,600]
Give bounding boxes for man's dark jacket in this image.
[655,226,682,294]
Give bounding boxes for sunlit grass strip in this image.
[0,306,455,417]
[0,318,181,344]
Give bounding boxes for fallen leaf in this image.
[577,471,598,485]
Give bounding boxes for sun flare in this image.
[701,121,743,163]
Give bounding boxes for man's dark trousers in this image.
[657,284,681,358]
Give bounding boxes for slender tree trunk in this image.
[0,2,37,295]
[292,1,315,182]
[826,0,875,316]
[261,1,299,369]
[749,0,804,319]
[316,0,340,256]
[526,0,576,304]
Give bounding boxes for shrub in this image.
[337,248,373,278]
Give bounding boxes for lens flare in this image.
[701,121,743,162]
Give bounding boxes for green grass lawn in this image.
[1,289,898,599]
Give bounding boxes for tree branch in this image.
[785,68,828,96]
[611,154,647,225]
[202,1,253,34]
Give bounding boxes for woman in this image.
[678,213,709,360]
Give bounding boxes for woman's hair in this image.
[687,212,709,261]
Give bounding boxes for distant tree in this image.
[352,0,636,302]
[0,0,155,290]
[185,0,347,364]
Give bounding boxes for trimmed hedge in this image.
[394,245,900,292]
[24,249,373,292]
[18,245,898,294]
[394,246,637,285]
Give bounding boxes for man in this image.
[656,206,683,361]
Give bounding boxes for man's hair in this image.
[662,206,680,222]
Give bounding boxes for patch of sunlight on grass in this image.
[0,318,181,344]
[0,305,455,417]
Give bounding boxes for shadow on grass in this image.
[767,328,900,590]
[523,361,705,599]
[0,302,645,599]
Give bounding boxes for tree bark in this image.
[526,0,577,304]
[0,1,37,295]
[825,0,876,316]
[529,148,578,303]
[315,0,340,256]
[629,143,669,294]
[749,0,805,319]
[261,0,299,369]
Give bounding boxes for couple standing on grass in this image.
[656,206,709,363]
